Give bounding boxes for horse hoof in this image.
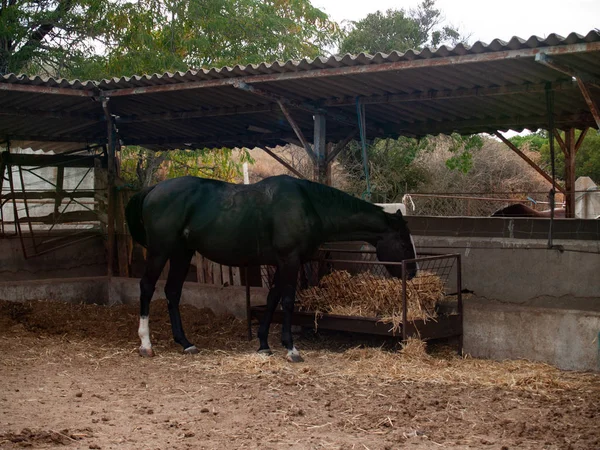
[257,348,273,356]
[139,347,155,357]
[287,353,304,363]
[184,345,199,355]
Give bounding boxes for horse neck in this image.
[320,206,390,244]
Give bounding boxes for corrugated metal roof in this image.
[1,30,599,152]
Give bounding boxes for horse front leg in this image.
[165,249,196,354]
[257,269,281,355]
[138,252,169,357]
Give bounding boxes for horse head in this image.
[376,210,418,280]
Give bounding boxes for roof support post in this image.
[313,113,329,184]
[563,129,576,218]
[101,98,116,279]
[492,131,565,194]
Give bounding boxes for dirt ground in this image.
[0,299,598,450]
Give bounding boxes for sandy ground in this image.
[0,299,598,450]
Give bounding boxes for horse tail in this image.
[125,186,155,248]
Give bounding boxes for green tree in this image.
[0,0,113,76]
[539,130,600,184]
[339,0,462,55]
[2,0,339,79]
[119,147,254,188]
[339,137,429,202]
[73,0,340,79]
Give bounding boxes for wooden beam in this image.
[260,147,307,180]
[102,42,600,97]
[493,131,565,194]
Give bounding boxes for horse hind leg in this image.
[138,251,169,357]
[165,249,197,354]
[257,269,281,355]
[279,263,303,363]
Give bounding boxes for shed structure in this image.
[1,30,600,270]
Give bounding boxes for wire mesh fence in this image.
[399,191,557,217]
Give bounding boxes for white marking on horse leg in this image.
[286,346,303,362]
[138,316,152,351]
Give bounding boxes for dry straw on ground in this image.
[296,270,445,331]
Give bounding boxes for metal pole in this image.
[546,85,556,248]
[402,260,408,342]
[102,98,116,277]
[456,254,463,355]
[313,113,328,184]
[245,266,252,341]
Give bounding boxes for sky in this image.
[314,0,599,47]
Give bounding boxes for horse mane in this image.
[298,179,387,227]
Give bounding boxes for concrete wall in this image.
[109,277,268,318]
[0,234,106,282]
[0,276,267,320]
[415,236,600,304]
[465,297,600,371]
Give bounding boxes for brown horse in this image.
[491,203,566,218]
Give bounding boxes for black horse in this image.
[125,175,417,362]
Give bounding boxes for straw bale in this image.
[296,270,444,330]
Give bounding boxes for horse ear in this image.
[394,209,404,218]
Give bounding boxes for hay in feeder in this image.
[296,269,444,331]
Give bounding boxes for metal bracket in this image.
[536,53,600,128]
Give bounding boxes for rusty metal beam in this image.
[260,147,307,180]
[406,112,595,136]
[536,53,600,129]
[0,82,95,97]
[576,79,600,129]
[493,131,565,194]
[116,103,277,124]
[575,127,588,153]
[535,53,600,86]
[0,107,102,121]
[275,100,316,162]
[232,80,358,128]
[553,129,567,155]
[122,131,294,148]
[327,129,358,163]
[101,42,600,97]
[324,80,578,107]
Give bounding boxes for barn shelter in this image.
[2,30,600,210]
[1,30,600,371]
